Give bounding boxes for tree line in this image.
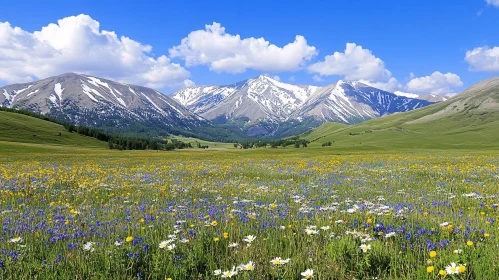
[233,136,309,149]
[1,107,190,151]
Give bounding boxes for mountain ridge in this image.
[1,73,444,140]
[172,76,435,135]
[301,76,499,150]
[0,73,206,136]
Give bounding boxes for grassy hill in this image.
[301,122,349,142]
[302,77,499,151]
[0,110,106,148]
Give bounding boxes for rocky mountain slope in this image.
[1,73,205,134]
[173,76,434,135]
[291,80,432,123]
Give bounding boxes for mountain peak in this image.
[336,80,355,87]
[253,74,274,82]
[0,72,204,130]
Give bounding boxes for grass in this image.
[302,89,499,151]
[300,122,348,143]
[0,111,106,148]
[1,145,498,279]
[167,135,235,149]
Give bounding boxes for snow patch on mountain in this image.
[172,75,435,129]
[0,73,204,131]
[54,83,64,101]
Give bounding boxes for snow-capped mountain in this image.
[393,91,448,102]
[0,73,205,131]
[291,81,432,123]
[172,76,434,130]
[173,75,319,122]
[0,73,438,139]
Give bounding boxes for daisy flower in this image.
[301,268,314,279]
[83,242,96,252]
[243,235,256,243]
[270,257,291,265]
[240,261,254,271]
[221,266,238,278]
[360,244,372,253]
[8,237,22,243]
[445,263,459,275]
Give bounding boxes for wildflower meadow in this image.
[0,149,498,279]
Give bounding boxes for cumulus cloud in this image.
[0,14,191,88]
[465,46,499,72]
[486,0,499,7]
[308,43,392,81]
[169,22,317,73]
[308,42,463,96]
[359,77,403,92]
[406,71,463,95]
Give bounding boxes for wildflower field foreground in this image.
[1,147,498,279]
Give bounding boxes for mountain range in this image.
[1,73,441,139]
[172,75,434,135]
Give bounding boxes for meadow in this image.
[0,146,498,279]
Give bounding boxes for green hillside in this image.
[301,122,349,142]
[303,77,499,151]
[0,110,107,148]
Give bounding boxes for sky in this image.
[1,0,499,95]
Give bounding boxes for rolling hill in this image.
[302,77,499,151]
[0,110,106,147]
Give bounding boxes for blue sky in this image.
[1,0,499,95]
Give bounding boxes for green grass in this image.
[302,88,499,151]
[0,111,106,148]
[1,146,498,279]
[168,135,235,149]
[300,122,348,142]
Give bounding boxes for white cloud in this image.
[183,79,196,87]
[359,77,402,92]
[308,43,462,96]
[486,0,499,7]
[272,75,280,81]
[308,43,392,81]
[308,42,462,96]
[393,91,420,98]
[312,75,324,82]
[406,71,463,95]
[465,46,499,72]
[0,14,191,88]
[169,22,317,73]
